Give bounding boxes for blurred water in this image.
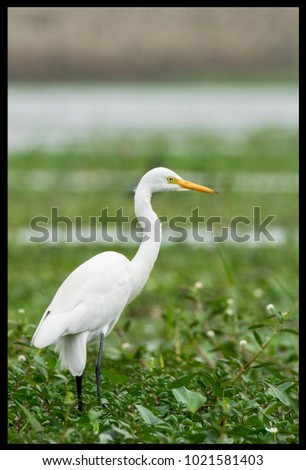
[8,83,298,151]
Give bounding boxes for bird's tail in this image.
[55,331,89,376]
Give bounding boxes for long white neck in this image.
[128,183,161,302]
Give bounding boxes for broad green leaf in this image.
[172,386,207,412]
[253,331,263,347]
[264,401,279,416]
[201,374,223,397]
[169,374,195,389]
[231,425,251,437]
[88,408,102,421]
[93,420,99,435]
[135,405,163,425]
[278,382,295,392]
[103,369,129,383]
[111,426,134,440]
[280,328,299,335]
[17,402,43,432]
[98,433,113,444]
[266,383,291,406]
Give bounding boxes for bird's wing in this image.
[31,251,132,348]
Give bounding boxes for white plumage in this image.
[31,167,216,409]
[32,252,131,375]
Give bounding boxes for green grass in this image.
[8,127,298,444]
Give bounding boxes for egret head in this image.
[138,167,217,195]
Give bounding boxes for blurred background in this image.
[8,5,298,318]
[9,7,298,81]
[8,7,298,149]
[8,6,299,444]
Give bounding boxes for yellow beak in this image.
[177,179,218,194]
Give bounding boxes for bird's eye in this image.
[167,176,174,183]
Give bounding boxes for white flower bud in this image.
[265,426,278,433]
[194,281,203,290]
[206,330,215,338]
[226,307,234,316]
[253,288,263,298]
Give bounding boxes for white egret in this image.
[31,167,217,410]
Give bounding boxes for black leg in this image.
[76,375,83,412]
[96,332,105,406]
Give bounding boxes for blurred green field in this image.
[8,127,298,444]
